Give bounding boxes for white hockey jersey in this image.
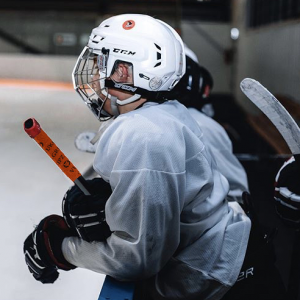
[62,101,251,299]
[188,107,249,202]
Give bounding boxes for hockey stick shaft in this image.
[24,118,90,195]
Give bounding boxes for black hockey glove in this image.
[62,177,112,242]
[23,215,77,284]
[274,155,300,228]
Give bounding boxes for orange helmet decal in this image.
[122,20,135,30]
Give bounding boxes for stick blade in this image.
[240,78,300,155]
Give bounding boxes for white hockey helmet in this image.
[72,14,186,121]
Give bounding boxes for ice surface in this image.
[0,84,105,300]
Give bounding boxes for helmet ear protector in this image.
[72,14,186,121]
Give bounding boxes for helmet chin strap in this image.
[110,96,120,116]
[110,94,142,116]
[116,94,142,105]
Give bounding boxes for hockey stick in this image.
[240,78,300,156]
[24,118,90,195]
[240,78,300,299]
[24,117,135,300]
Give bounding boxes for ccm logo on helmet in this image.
[114,83,137,92]
[113,48,136,55]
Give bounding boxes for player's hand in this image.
[274,155,300,228]
[23,215,76,284]
[62,177,112,242]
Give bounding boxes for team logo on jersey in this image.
[122,20,135,30]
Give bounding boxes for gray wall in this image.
[232,0,300,113]
[0,11,99,82]
[0,11,97,55]
[0,53,76,82]
[181,21,233,94]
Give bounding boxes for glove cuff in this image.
[36,215,76,271]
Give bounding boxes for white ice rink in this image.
[0,81,106,300]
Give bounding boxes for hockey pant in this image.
[221,195,287,300]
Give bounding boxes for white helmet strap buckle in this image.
[110,96,120,116]
[110,94,142,116]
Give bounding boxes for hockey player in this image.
[23,14,287,299]
[172,50,249,203]
[74,49,249,203]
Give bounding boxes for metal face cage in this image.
[72,46,112,121]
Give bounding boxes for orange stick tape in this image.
[24,118,89,194]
